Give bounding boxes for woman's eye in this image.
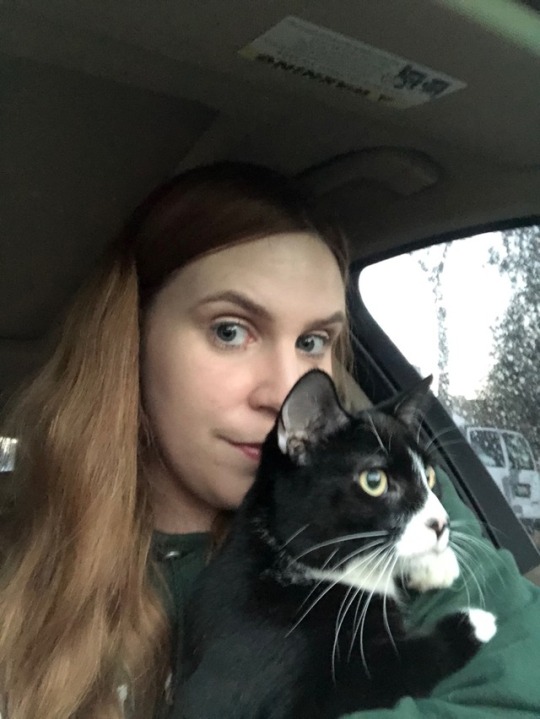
[296,333,329,356]
[211,322,249,348]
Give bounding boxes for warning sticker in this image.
[240,16,466,108]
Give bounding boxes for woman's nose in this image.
[249,346,306,416]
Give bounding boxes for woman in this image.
[0,163,538,719]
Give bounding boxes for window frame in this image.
[346,216,540,575]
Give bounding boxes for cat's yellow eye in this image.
[426,465,437,489]
[358,469,388,497]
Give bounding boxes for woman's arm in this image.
[340,471,540,718]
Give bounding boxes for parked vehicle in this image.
[466,426,540,532]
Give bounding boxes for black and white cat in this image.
[177,370,496,719]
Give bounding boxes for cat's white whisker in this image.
[450,542,486,608]
[334,584,355,635]
[295,548,341,614]
[287,558,370,637]
[398,559,411,600]
[358,594,376,677]
[355,550,394,677]
[303,540,387,603]
[347,544,395,676]
[424,425,462,453]
[348,587,365,662]
[382,549,399,655]
[353,547,398,663]
[368,415,388,456]
[332,584,359,682]
[291,531,389,562]
[451,517,511,543]
[322,548,340,570]
[344,542,395,661]
[288,542,391,637]
[279,523,310,549]
[332,540,393,674]
[326,539,388,574]
[287,571,351,637]
[295,541,385,618]
[461,535,502,559]
[332,542,392,590]
[451,531,505,586]
[448,543,473,606]
[346,584,367,664]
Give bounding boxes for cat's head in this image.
[259,370,459,595]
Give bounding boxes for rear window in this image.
[504,432,535,471]
[468,430,505,468]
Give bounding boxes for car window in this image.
[0,436,17,473]
[504,431,535,471]
[468,429,504,468]
[358,223,540,550]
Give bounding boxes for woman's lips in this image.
[228,442,262,462]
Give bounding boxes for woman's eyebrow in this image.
[195,290,272,320]
[306,310,345,327]
[195,290,346,327]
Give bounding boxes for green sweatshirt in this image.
[153,473,540,718]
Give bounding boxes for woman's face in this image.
[142,232,346,528]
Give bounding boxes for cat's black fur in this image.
[175,370,494,719]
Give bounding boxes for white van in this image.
[466,427,540,531]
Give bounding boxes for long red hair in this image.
[0,163,350,718]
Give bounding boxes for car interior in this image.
[2,0,540,582]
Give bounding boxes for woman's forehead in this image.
[201,231,338,273]
[163,232,346,316]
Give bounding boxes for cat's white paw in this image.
[405,548,460,592]
[463,608,497,643]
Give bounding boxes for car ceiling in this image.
[1,0,540,401]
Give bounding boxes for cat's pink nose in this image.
[426,518,448,539]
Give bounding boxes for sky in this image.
[359,231,513,400]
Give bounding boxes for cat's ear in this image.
[277,369,349,465]
[387,375,433,431]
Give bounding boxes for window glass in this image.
[359,225,540,549]
[0,437,17,473]
[468,429,504,468]
[504,431,535,471]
